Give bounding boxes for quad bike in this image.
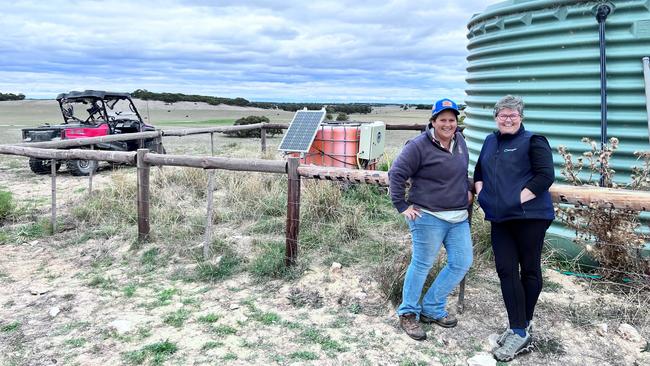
[22,90,165,176]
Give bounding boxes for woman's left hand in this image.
[520,188,536,204]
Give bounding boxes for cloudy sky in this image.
[1,0,501,102]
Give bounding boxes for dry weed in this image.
[557,137,650,283]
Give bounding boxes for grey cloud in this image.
[0,0,502,102]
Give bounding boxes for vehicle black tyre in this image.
[29,158,61,175]
[144,140,166,154]
[66,160,99,176]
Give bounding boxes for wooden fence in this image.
[2,123,650,311]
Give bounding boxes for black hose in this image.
[596,3,612,187]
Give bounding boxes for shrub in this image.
[336,113,349,121]
[224,116,282,138]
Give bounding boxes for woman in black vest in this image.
[473,95,555,362]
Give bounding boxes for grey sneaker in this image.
[496,322,533,346]
[493,330,533,362]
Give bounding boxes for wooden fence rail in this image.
[144,154,286,173]
[3,145,650,314]
[0,145,136,164]
[3,122,426,153]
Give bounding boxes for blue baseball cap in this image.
[431,98,460,118]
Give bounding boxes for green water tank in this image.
[465,0,650,257]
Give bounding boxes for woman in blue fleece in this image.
[474,95,554,362]
[388,98,473,341]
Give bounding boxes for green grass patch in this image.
[122,340,178,365]
[201,341,223,350]
[211,325,237,336]
[249,241,292,280]
[197,313,221,324]
[0,219,51,244]
[289,351,319,361]
[222,352,238,361]
[163,309,191,328]
[156,288,177,305]
[123,284,137,298]
[245,301,282,325]
[64,338,87,348]
[141,247,160,267]
[87,275,116,290]
[195,251,242,282]
[1,321,20,333]
[300,327,348,352]
[0,190,15,221]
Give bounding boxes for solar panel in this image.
[278,109,326,152]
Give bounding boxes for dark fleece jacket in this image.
[388,125,470,213]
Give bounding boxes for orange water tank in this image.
[290,122,375,168]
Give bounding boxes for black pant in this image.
[491,219,552,329]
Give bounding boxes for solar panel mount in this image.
[278,108,327,153]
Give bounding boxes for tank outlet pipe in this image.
[643,57,650,143]
[594,2,613,187]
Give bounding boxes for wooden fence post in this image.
[210,133,215,156]
[285,157,300,266]
[51,159,57,234]
[137,149,151,242]
[204,170,215,258]
[260,127,267,154]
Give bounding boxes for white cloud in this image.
[0,0,501,102]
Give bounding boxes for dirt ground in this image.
[1,102,648,365]
[1,162,649,366]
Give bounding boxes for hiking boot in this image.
[493,330,533,362]
[420,313,458,328]
[399,313,426,340]
[496,322,533,346]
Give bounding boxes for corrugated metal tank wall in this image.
[465,0,650,256]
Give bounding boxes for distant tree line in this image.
[132,89,249,107]
[131,89,372,114]
[0,93,25,101]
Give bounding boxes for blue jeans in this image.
[397,213,473,319]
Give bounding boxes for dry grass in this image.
[1,106,649,365]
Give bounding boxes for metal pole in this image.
[51,159,57,234]
[642,57,650,143]
[457,197,473,314]
[88,145,94,195]
[137,149,151,242]
[285,157,300,266]
[596,3,612,187]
